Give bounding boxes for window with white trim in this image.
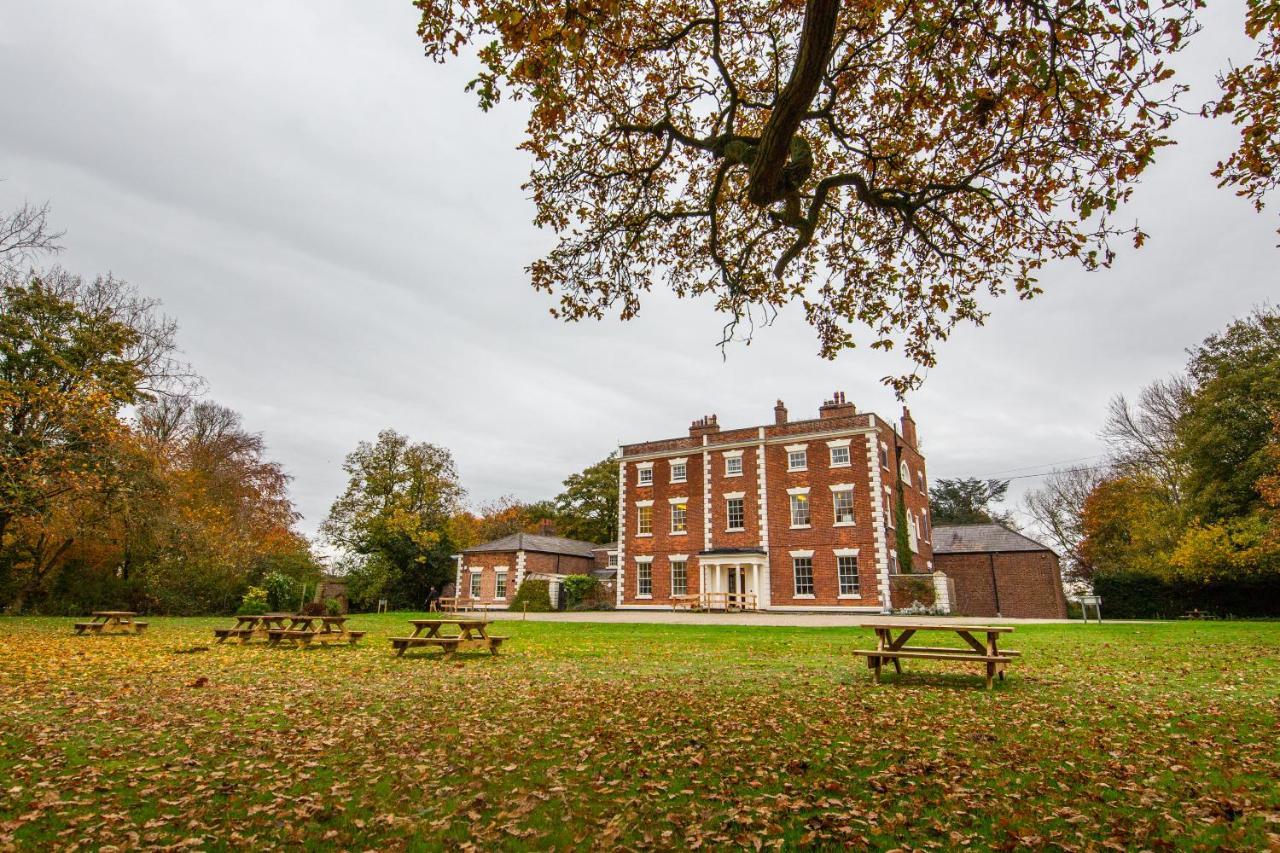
[916,471,926,492]
[879,444,890,468]
[830,445,851,467]
[670,560,687,596]
[792,556,814,596]
[790,493,810,527]
[837,555,859,596]
[636,560,653,597]
[884,494,894,527]
[637,464,653,485]
[636,504,652,535]
[670,501,687,533]
[725,454,743,476]
[787,448,808,471]
[470,571,482,599]
[900,460,911,482]
[495,571,508,599]
[832,488,855,525]
[608,553,619,568]
[726,497,745,530]
[670,460,687,483]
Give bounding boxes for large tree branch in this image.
[748,0,842,206]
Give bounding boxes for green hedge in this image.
[1092,571,1280,618]
[510,578,553,612]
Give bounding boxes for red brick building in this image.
[455,532,601,609]
[617,394,933,612]
[931,524,1068,618]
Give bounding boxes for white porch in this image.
[695,552,769,612]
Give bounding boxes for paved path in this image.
[485,610,1077,627]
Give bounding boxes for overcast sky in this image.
[2,1,1276,541]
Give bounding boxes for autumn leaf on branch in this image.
[415,0,1205,391]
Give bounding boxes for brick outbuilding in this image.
[932,524,1068,618]
[455,532,603,609]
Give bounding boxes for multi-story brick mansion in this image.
[617,394,933,612]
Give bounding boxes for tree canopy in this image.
[413,0,1277,390]
[928,477,1011,526]
[554,454,619,544]
[322,430,466,607]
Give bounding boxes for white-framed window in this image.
[786,444,808,471]
[637,463,653,485]
[920,510,930,540]
[636,503,653,535]
[884,493,894,527]
[724,450,744,477]
[900,460,911,482]
[670,560,688,596]
[792,556,814,596]
[917,471,926,492]
[830,445,851,467]
[726,497,745,531]
[888,551,898,573]
[789,492,811,527]
[608,552,619,569]
[670,500,687,534]
[495,571,508,599]
[670,458,687,483]
[470,571,482,599]
[837,555,859,596]
[832,488,855,525]
[879,443,890,469]
[636,559,653,597]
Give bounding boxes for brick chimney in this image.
[774,399,788,425]
[900,406,918,448]
[689,414,720,438]
[538,519,556,536]
[818,391,856,420]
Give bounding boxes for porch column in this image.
[752,563,760,604]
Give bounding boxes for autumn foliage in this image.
[405,0,1280,390]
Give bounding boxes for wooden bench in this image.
[213,627,254,643]
[267,629,316,646]
[132,622,149,634]
[74,622,105,635]
[391,636,462,658]
[345,631,366,644]
[670,595,700,611]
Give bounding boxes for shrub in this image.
[324,596,343,616]
[262,571,297,612]
[300,601,326,616]
[562,575,601,609]
[510,578,553,612]
[1092,570,1280,618]
[237,586,269,615]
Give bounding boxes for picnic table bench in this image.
[854,622,1018,689]
[390,618,508,659]
[263,615,365,647]
[670,594,701,611]
[74,611,148,635]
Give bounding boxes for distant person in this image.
[425,586,439,612]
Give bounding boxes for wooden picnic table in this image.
[390,618,508,659]
[265,614,365,647]
[74,611,148,636]
[853,622,1018,689]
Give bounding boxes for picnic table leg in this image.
[985,661,995,690]
[889,631,903,675]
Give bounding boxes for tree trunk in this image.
[748,0,841,206]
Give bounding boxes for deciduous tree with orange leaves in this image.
[413,0,1280,389]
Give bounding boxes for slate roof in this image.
[462,532,602,558]
[931,524,1055,555]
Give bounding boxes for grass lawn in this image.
[1,616,1277,849]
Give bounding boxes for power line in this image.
[976,452,1108,478]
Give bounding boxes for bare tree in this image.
[1024,464,1109,585]
[0,199,63,276]
[1101,376,1192,500]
